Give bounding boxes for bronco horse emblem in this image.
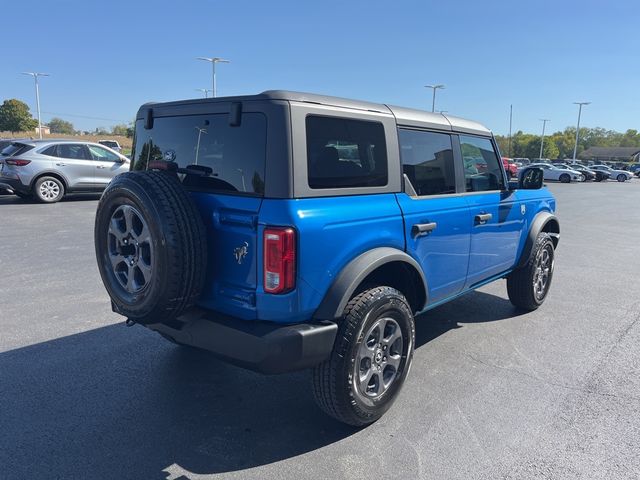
[234,242,249,264]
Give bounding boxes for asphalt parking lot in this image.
[1,182,639,480]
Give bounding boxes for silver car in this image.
[0,139,129,202]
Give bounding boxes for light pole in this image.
[539,119,550,160]
[21,72,50,139]
[424,84,445,112]
[195,88,212,98]
[196,57,230,97]
[572,102,590,161]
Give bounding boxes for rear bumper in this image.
[146,308,338,374]
[0,177,29,194]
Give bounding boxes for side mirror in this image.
[517,167,544,190]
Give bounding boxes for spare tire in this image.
[94,171,207,324]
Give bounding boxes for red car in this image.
[502,157,518,178]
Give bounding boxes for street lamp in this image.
[572,102,590,161]
[424,84,445,112]
[195,88,212,98]
[539,119,550,160]
[196,57,230,98]
[21,72,50,139]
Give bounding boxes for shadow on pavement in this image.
[0,290,522,479]
[0,192,101,204]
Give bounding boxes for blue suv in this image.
[94,91,559,426]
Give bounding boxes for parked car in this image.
[555,164,595,181]
[93,90,560,426]
[590,165,634,182]
[98,140,122,153]
[0,140,129,202]
[501,157,518,177]
[512,157,530,165]
[566,164,609,182]
[530,163,583,183]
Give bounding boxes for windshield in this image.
[100,141,118,148]
[132,113,267,196]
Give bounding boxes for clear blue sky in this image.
[2,0,638,135]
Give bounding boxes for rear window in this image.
[100,141,119,148]
[1,143,34,157]
[306,115,388,189]
[132,113,267,196]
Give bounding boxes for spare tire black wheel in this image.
[94,171,207,325]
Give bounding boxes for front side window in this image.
[460,135,505,192]
[132,113,267,196]
[306,115,388,189]
[89,145,120,162]
[399,129,455,196]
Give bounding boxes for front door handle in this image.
[55,162,66,167]
[96,165,107,169]
[475,213,493,225]
[412,222,437,237]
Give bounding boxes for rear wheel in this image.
[559,173,571,183]
[94,171,207,325]
[34,176,65,203]
[507,232,555,311]
[312,286,415,426]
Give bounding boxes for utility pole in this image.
[572,102,590,161]
[195,88,212,98]
[508,104,513,157]
[539,119,550,160]
[197,57,230,97]
[21,72,50,139]
[424,84,445,112]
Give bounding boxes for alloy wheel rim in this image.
[107,205,153,293]
[533,245,553,301]
[354,316,404,399]
[40,180,60,200]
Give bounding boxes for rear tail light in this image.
[5,159,31,166]
[263,227,296,294]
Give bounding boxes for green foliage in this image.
[0,99,38,132]
[496,127,640,160]
[48,117,75,134]
[111,124,129,136]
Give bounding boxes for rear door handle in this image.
[96,165,107,169]
[412,222,437,237]
[56,163,66,167]
[475,213,493,225]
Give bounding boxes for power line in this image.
[40,111,129,123]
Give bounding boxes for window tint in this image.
[41,145,58,157]
[99,141,119,149]
[132,113,267,196]
[399,129,455,196]
[306,116,387,189]
[89,145,120,161]
[57,144,91,160]
[1,143,35,157]
[460,136,505,192]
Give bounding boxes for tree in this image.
[111,124,129,136]
[48,117,75,134]
[0,99,37,132]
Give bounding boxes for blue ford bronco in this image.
[94,91,559,426]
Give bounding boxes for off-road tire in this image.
[34,176,65,203]
[94,171,207,325]
[312,286,415,426]
[507,232,555,311]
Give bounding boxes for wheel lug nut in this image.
[383,356,387,361]
[383,345,387,350]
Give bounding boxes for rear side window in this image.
[57,144,91,160]
[460,135,505,192]
[132,113,267,196]
[306,115,387,189]
[399,129,455,196]
[41,145,58,157]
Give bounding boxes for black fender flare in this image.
[516,211,560,268]
[313,247,428,320]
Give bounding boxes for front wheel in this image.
[312,286,415,426]
[507,232,555,311]
[617,174,626,182]
[559,173,571,183]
